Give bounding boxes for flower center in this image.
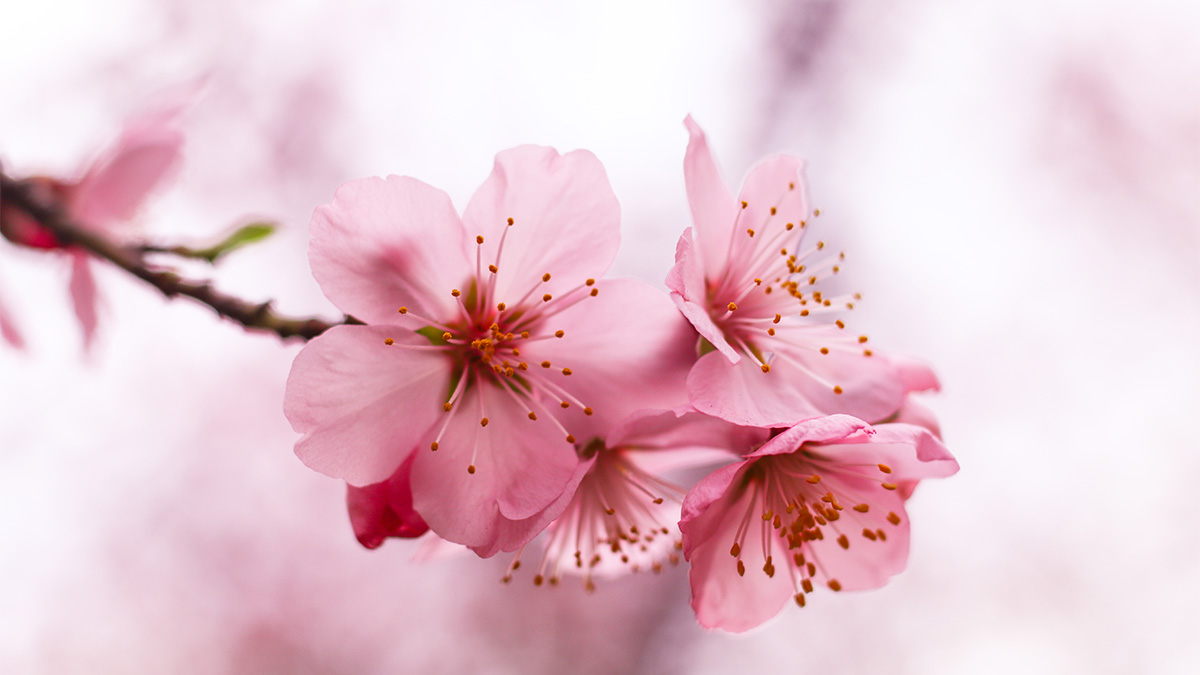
[382,218,601,473]
[727,451,902,607]
[502,444,684,592]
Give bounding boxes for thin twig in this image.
[0,170,355,341]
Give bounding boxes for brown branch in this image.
[0,170,355,341]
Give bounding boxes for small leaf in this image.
[192,222,277,262]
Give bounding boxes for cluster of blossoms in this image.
[283,117,958,632]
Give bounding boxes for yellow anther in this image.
[476,235,485,244]
[586,278,595,286]
[788,182,795,190]
[497,303,506,311]
[430,441,439,451]
[835,320,845,329]
[837,534,850,550]
[817,241,825,250]
[727,302,738,311]
[560,401,570,409]
[542,273,551,282]
[730,543,741,557]
[541,361,551,368]
[800,309,809,317]
[864,349,873,357]
[770,207,777,215]
[589,288,598,297]
[820,347,829,355]
[398,307,408,314]
[451,289,461,297]
[853,504,870,513]
[442,332,452,341]
[827,579,842,592]
[565,434,576,444]
[555,330,564,338]
[858,335,868,343]
[562,368,573,376]
[520,331,530,338]
[443,402,453,412]
[833,386,844,395]
[767,328,776,336]
[488,264,498,273]
[786,222,794,230]
[741,200,748,209]
[805,475,821,484]
[737,560,746,576]
[384,338,394,345]
[862,528,878,541]
[543,293,553,302]
[887,512,901,525]
[467,464,476,474]
[761,364,771,373]
[528,412,537,421]
[882,482,898,491]
[878,463,892,473]
[801,578,813,594]
[583,406,593,416]
[480,417,489,427]
[794,593,806,607]
[507,217,514,225]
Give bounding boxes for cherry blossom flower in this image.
[0,106,185,349]
[679,414,958,632]
[502,407,767,591]
[284,147,693,557]
[666,116,932,427]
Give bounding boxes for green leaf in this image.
[190,222,277,263]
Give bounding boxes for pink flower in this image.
[0,106,185,350]
[679,414,958,632]
[284,147,693,557]
[667,116,933,427]
[503,407,767,590]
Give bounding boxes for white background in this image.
[1,1,1197,673]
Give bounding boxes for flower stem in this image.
[0,170,355,341]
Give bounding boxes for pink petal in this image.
[665,228,739,362]
[680,462,794,632]
[67,251,98,351]
[892,396,942,438]
[745,414,874,459]
[69,112,184,230]
[687,326,908,427]
[0,283,26,350]
[819,423,960,481]
[526,278,694,434]
[346,453,429,549]
[462,145,620,307]
[605,407,766,471]
[682,116,739,277]
[735,154,809,251]
[309,175,471,326]
[409,382,583,556]
[284,324,452,486]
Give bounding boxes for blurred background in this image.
[1,1,1196,673]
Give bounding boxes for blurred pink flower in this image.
[504,407,767,591]
[285,147,692,557]
[0,106,185,350]
[667,116,932,427]
[679,414,958,632]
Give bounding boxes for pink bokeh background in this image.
[2,1,1196,673]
